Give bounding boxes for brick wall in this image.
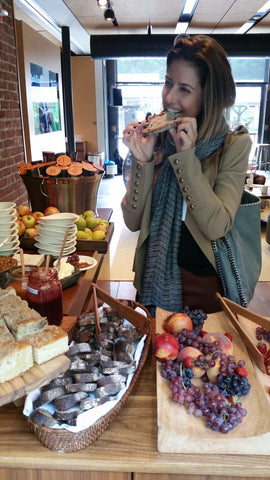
[0,0,28,205]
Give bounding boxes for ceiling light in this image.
[175,0,198,33]
[182,0,198,15]
[104,4,115,21]
[175,21,189,34]
[258,0,270,12]
[97,0,109,9]
[237,0,270,33]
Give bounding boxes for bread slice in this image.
[0,324,15,347]
[7,315,48,340]
[142,110,182,137]
[0,287,16,301]
[0,340,33,383]
[0,295,28,316]
[23,325,69,365]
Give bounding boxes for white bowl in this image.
[37,223,71,233]
[38,225,77,239]
[0,238,20,251]
[0,202,16,212]
[0,208,17,218]
[0,232,18,244]
[0,213,17,225]
[0,225,18,238]
[37,232,77,245]
[37,245,76,258]
[35,240,76,253]
[38,213,79,226]
[0,247,20,256]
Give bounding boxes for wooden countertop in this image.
[1,282,270,477]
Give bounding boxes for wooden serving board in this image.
[156,308,270,455]
[76,222,114,253]
[20,222,114,254]
[0,355,70,408]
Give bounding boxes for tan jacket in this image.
[121,126,252,294]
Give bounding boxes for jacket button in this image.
[190,204,195,209]
[132,204,137,209]
[179,177,185,183]
[174,159,179,165]
[134,188,139,194]
[137,164,142,170]
[136,172,141,178]
[135,181,139,186]
[183,186,188,192]
[186,195,192,201]
[133,196,138,201]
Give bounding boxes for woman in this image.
[121,34,252,316]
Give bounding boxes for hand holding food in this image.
[123,120,156,163]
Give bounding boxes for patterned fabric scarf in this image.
[140,124,228,313]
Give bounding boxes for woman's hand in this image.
[169,116,198,152]
[123,121,156,163]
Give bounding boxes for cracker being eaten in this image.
[142,110,182,137]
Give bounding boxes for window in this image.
[115,57,270,158]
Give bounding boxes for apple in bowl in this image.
[21,214,36,229]
[44,206,60,216]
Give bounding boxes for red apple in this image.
[44,206,60,216]
[21,214,36,229]
[177,346,205,378]
[24,227,38,238]
[17,205,31,216]
[32,211,44,223]
[16,219,26,236]
[153,333,179,362]
[163,312,193,334]
[202,332,233,356]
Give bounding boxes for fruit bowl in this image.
[76,222,114,254]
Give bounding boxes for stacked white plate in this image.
[34,213,79,259]
[0,202,20,256]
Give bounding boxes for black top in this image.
[178,222,217,276]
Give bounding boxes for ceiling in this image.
[13,0,270,55]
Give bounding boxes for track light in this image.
[97,0,109,8]
[104,4,115,21]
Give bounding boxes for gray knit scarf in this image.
[140,124,228,313]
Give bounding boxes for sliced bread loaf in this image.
[0,340,33,383]
[23,325,69,365]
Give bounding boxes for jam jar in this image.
[8,265,33,301]
[26,267,63,326]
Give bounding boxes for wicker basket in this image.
[26,284,152,452]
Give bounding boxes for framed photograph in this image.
[30,62,61,135]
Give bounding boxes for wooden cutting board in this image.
[0,354,70,407]
[156,308,270,455]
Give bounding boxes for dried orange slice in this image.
[56,155,72,167]
[46,165,61,177]
[68,163,83,177]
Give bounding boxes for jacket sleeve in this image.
[169,128,252,240]
[121,156,156,232]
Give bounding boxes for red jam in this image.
[26,267,63,326]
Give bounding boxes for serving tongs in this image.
[216,292,270,373]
